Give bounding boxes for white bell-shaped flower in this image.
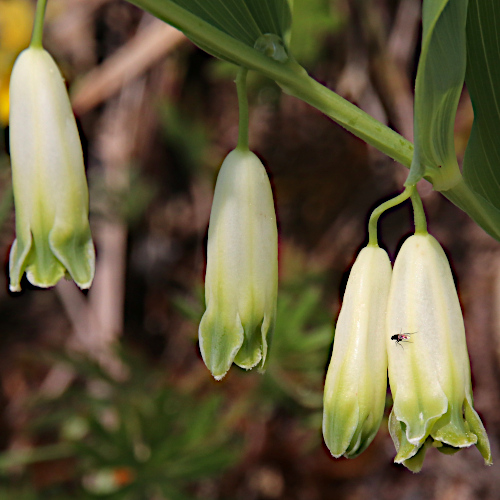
[323,246,391,458]
[9,46,95,291]
[387,234,491,471]
[199,149,278,380]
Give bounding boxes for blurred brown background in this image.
[0,0,498,498]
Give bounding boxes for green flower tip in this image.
[8,47,95,291]
[199,149,278,380]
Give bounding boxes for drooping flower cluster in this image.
[323,233,491,471]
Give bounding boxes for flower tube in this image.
[9,46,95,291]
[199,149,278,380]
[323,246,391,458]
[387,233,491,471]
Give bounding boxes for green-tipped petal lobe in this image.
[8,47,95,291]
[199,149,278,380]
[389,410,420,464]
[323,247,391,458]
[431,401,477,449]
[464,394,492,465]
[199,308,245,381]
[402,438,434,473]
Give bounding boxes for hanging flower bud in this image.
[323,246,391,458]
[199,149,278,380]
[387,234,491,472]
[8,47,95,291]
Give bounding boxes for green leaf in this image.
[152,0,292,58]
[463,0,500,210]
[438,0,500,242]
[441,177,500,240]
[408,0,468,189]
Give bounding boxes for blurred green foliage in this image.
[262,285,333,411]
[289,0,342,65]
[89,165,158,225]
[157,100,210,176]
[0,269,334,498]
[0,486,44,500]
[0,350,240,499]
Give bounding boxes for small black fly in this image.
[391,330,416,349]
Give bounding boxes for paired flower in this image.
[9,46,95,291]
[323,246,391,458]
[386,234,491,471]
[323,234,491,470]
[199,149,278,380]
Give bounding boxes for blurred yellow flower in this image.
[0,0,34,125]
[0,77,9,125]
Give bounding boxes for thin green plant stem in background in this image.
[30,0,48,48]
[410,188,428,235]
[368,187,413,247]
[0,443,74,470]
[236,68,249,151]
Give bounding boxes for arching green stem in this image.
[410,187,428,235]
[116,0,500,242]
[30,0,48,48]
[368,186,413,247]
[125,0,414,167]
[235,67,249,152]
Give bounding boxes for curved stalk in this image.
[410,188,428,235]
[368,187,413,247]
[30,0,48,48]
